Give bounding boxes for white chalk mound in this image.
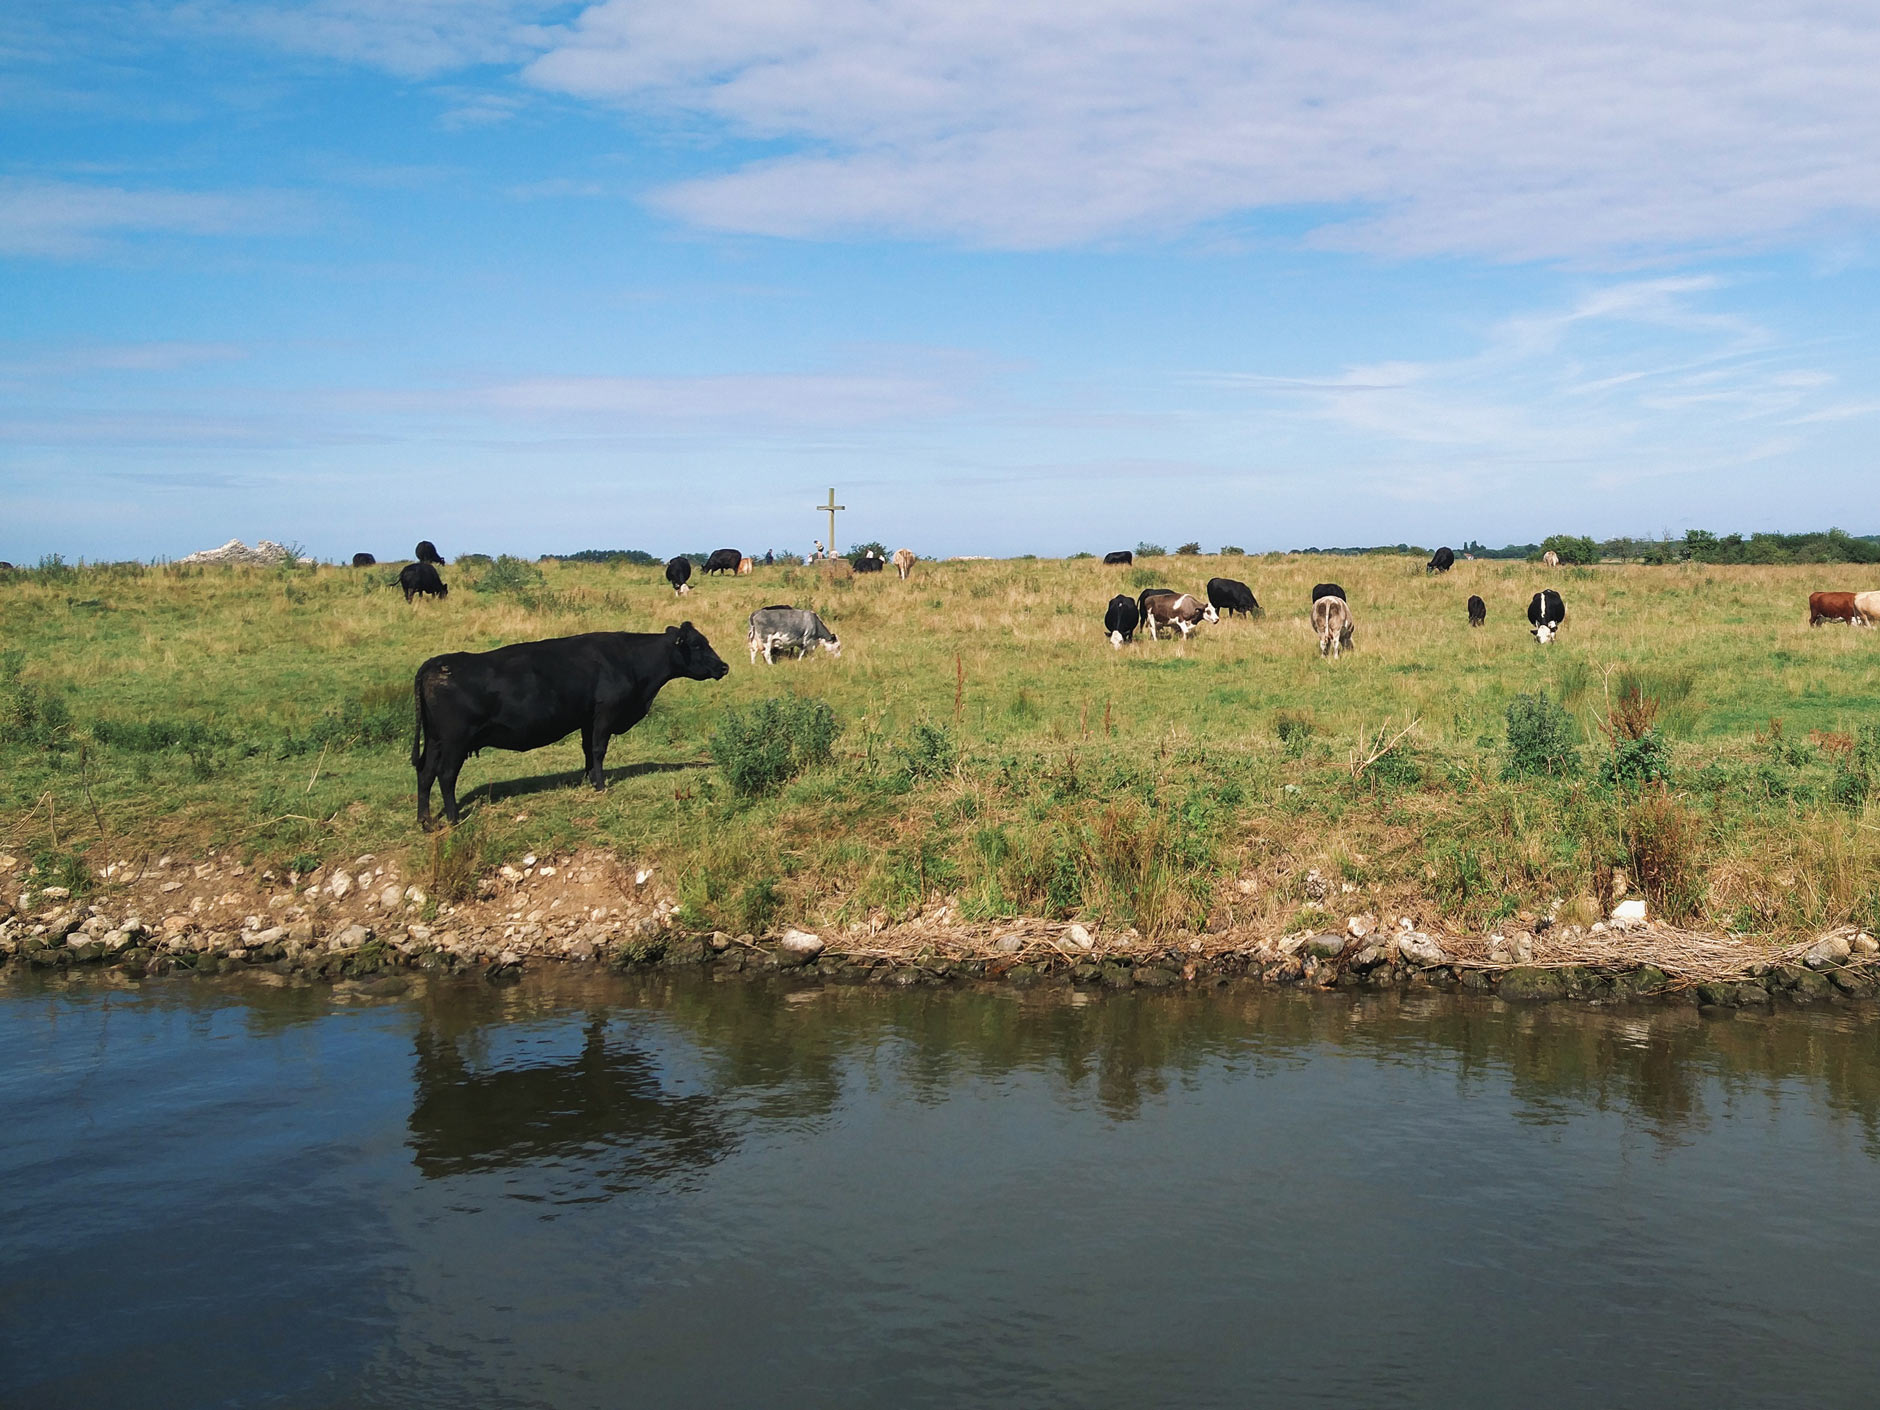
[178,538,293,566]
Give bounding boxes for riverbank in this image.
[5,848,1876,1007]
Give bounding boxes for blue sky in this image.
[5,0,1880,562]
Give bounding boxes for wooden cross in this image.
[816,488,845,558]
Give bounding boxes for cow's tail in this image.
[411,672,426,771]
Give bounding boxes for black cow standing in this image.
[1311,582,1346,604]
[665,556,693,593]
[400,561,448,602]
[1467,595,1487,627]
[412,623,729,828]
[1103,550,1133,565]
[703,548,742,575]
[1206,577,1262,618]
[1427,547,1455,573]
[351,552,377,566]
[1104,594,1140,646]
[415,540,445,565]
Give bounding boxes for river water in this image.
[3,970,1878,1409]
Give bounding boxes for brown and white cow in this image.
[892,547,916,580]
[1810,591,1865,626]
[1312,594,1354,658]
[1143,592,1218,639]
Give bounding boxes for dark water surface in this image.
[4,971,1879,1409]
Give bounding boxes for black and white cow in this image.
[1206,577,1262,618]
[1467,594,1487,627]
[399,561,448,602]
[411,624,728,828]
[1310,582,1346,605]
[853,551,884,573]
[747,606,841,664]
[1103,550,1134,565]
[702,548,743,575]
[665,555,693,593]
[1144,592,1218,639]
[1528,589,1567,643]
[1103,594,1140,647]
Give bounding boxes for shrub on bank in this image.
[1503,692,1579,779]
[711,696,842,796]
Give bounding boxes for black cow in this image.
[1528,589,1567,643]
[351,552,377,567]
[1467,594,1487,627]
[665,555,693,593]
[415,540,445,565]
[399,561,448,602]
[702,548,742,575]
[1206,577,1262,618]
[1427,547,1455,573]
[1103,550,1133,565]
[853,552,884,573]
[1311,582,1346,604]
[1104,594,1140,647]
[412,623,729,828]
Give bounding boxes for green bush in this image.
[1503,691,1580,779]
[0,654,72,750]
[1601,729,1673,790]
[710,696,842,796]
[1176,542,1202,555]
[1136,542,1168,557]
[456,553,495,568]
[1538,534,1598,565]
[1831,724,1880,807]
[1275,712,1315,757]
[1219,545,1246,556]
[896,722,958,781]
[472,555,546,595]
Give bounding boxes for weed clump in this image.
[0,654,72,751]
[1503,692,1579,779]
[710,696,842,796]
[895,722,958,781]
[1275,711,1315,757]
[1831,723,1880,807]
[1623,784,1703,922]
[472,555,546,596]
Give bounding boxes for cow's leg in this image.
[587,723,611,789]
[417,745,437,829]
[439,750,466,826]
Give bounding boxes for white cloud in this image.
[0,178,309,256]
[172,0,552,79]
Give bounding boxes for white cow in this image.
[1312,595,1354,659]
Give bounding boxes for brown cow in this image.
[1312,594,1354,658]
[1144,592,1219,639]
[1810,591,1865,626]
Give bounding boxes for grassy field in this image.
[3,551,1878,942]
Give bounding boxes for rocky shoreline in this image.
[3,848,1877,1007]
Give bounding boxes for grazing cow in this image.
[1856,591,1880,625]
[1104,594,1141,647]
[1103,550,1134,565]
[351,552,376,567]
[738,556,754,575]
[665,555,693,594]
[892,548,916,580]
[1143,592,1218,639]
[1467,594,1487,627]
[1206,577,1262,618]
[1427,546,1455,574]
[1528,589,1567,642]
[1137,586,1178,619]
[1810,591,1866,626]
[399,561,448,602]
[415,540,445,565]
[747,606,841,664]
[1310,582,1346,604]
[412,623,728,828]
[1312,595,1354,659]
[853,551,884,573]
[702,548,742,575]
[1542,550,1560,567]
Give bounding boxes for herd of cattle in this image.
[366,538,1880,826]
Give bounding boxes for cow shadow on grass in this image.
[464,759,711,807]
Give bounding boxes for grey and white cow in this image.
[747,606,841,665]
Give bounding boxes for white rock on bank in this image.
[779,929,824,958]
[1611,899,1647,924]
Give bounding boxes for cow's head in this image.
[668,622,730,679]
[1109,629,1125,649]
[1532,622,1555,644]
[821,632,842,658]
[1200,603,1220,624]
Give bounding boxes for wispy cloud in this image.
[0,177,311,257]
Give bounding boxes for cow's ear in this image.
[665,625,679,638]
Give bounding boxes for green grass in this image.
[3,552,1879,940]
